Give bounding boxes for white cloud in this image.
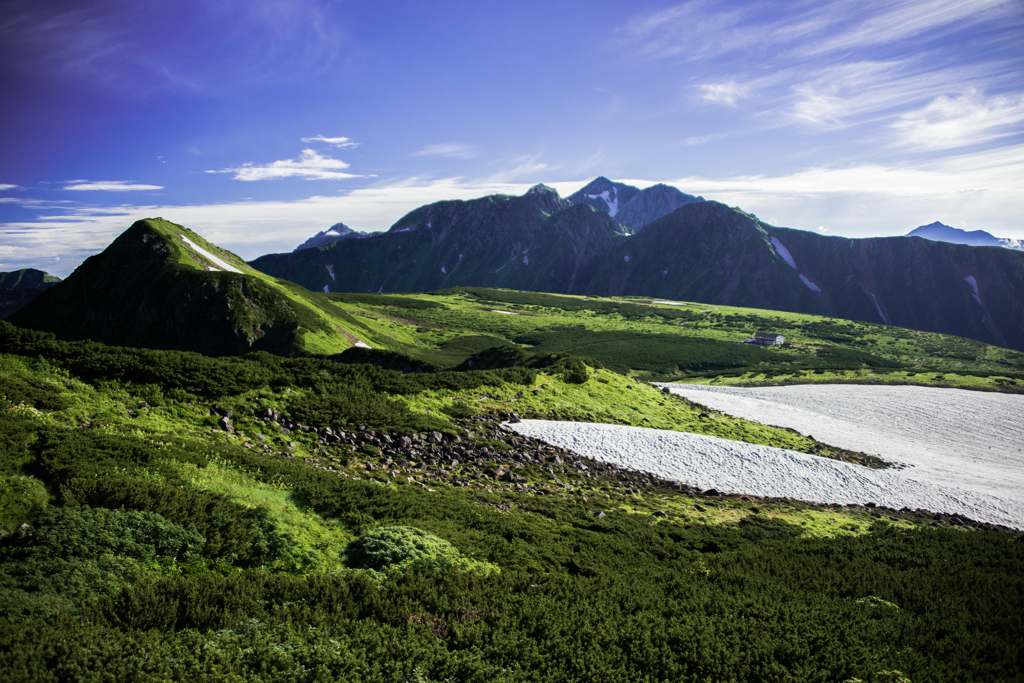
[666,145,1024,237]
[813,0,1016,56]
[620,0,1024,136]
[208,149,369,181]
[6,150,1022,279]
[64,180,164,191]
[0,184,17,190]
[791,85,848,127]
[300,135,359,148]
[413,143,477,159]
[892,91,1024,151]
[701,81,749,106]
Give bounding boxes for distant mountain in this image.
[0,268,62,320]
[907,222,1023,250]
[9,218,364,356]
[566,176,704,233]
[250,180,1024,351]
[295,222,382,251]
[579,203,1024,352]
[251,183,622,295]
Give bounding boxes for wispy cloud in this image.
[489,153,559,182]
[64,180,163,191]
[207,149,371,181]
[620,0,1024,140]
[0,0,352,98]
[0,184,18,191]
[413,143,477,159]
[301,135,359,148]
[701,81,748,106]
[892,91,1024,151]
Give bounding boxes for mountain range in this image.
[8,178,1024,354]
[906,222,1023,250]
[250,178,1024,352]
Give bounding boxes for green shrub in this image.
[0,475,48,534]
[343,526,499,577]
[562,357,589,384]
[0,506,204,621]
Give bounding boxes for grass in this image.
[307,287,1024,391]
[2,288,1023,681]
[169,458,355,571]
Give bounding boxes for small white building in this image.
[747,332,784,346]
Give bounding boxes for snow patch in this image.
[869,292,887,323]
[588,190,619,217]
[427,221,432,228]
[624,255,630,262]
[323,285,329,293]
[799,274,821,292]
[325,265,335,281]
[489,309,519,315]
[395,228,411,233]
[522,255,529,265]
[964,275,981,304]
[509,416,1022,529]
[652,301,687,306]
[353,341,372,349]
[770,237,796,268]
[663,270,669,275]
[179,235,242,273]
[650,383,1024,527]
[441,266,446,274]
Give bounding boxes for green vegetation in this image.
[1,282,1023,680]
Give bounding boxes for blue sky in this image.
[2,0,1022,277]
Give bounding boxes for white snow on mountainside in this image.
[180,235,242,273]
[588,190,619,217]
[770,237,796,268]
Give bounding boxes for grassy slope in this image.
[144,219,367,356]
[1,337,1021,682]
[318,288,1024,389]
[3,281,1024,680]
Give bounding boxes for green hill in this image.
[8,218,370,356]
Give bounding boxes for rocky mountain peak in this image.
[295,223,359,251]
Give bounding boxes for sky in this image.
[1,0,1022,278]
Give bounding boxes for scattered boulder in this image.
[218,416,234,434]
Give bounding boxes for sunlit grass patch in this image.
[169,458,354,571]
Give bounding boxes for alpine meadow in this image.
[3,2,1024,682]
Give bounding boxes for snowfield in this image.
[507,384,1024,528]
[179,235,242,274]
